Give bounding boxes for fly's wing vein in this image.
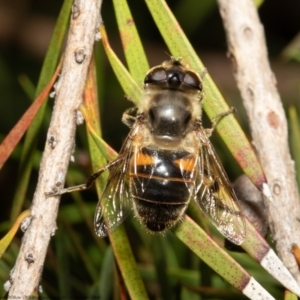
[195,128,246,245]
[94,123,140,237]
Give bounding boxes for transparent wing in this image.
[94,123,139,237]
[195,128,246,245]
[129,147,158,196]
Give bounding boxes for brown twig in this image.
[217,0,300,283]
[8,0,102,297]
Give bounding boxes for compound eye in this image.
[183,71,202,90]
[144,67,167,84]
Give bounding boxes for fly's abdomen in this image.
[129,147,196,233]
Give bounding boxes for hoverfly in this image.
[47,58,245,245]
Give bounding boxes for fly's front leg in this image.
[122,106,137,128]
[205,107,236,137]
[45,157,123,197]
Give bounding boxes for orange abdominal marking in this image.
[174,156,196,172]
[132,152,156,165]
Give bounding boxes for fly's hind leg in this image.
[205,107,236,137]
[45,157,123,197]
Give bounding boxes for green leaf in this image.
[99,246,114,300]
[100,25,143,104]
[288,106,300,188]
[173,216,250,293]
[284,290,298,300]
[0,210,30,258]
[113,0,149,83]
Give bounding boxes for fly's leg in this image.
[122,106,137,128]
[45,157,123,197]
[205,107,236,137]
